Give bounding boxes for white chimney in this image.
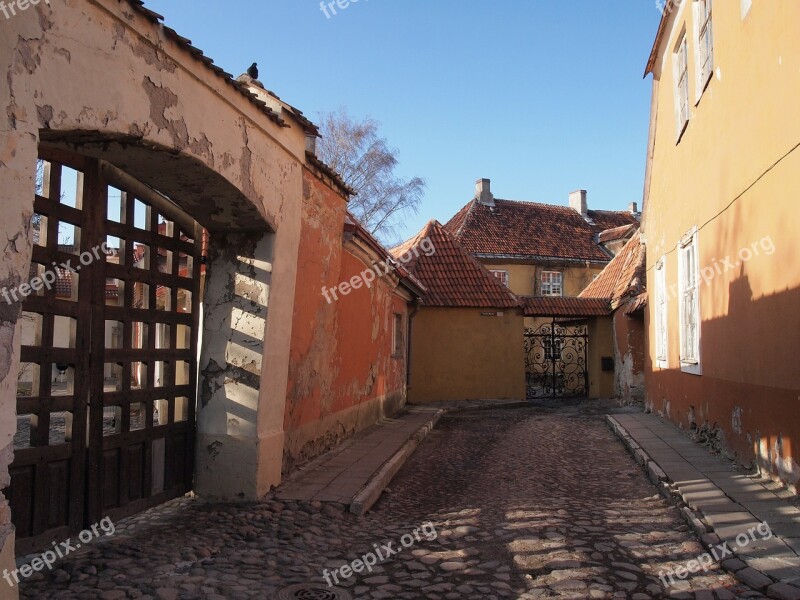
[475,178,494,206]
[569,189,588,218]
[628,202,639,214]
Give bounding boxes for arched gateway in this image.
[0,0,316,569]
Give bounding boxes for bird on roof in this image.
[247,63,259,79]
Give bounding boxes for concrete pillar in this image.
[195,231,281,500]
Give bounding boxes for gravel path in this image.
[17,400,762,599]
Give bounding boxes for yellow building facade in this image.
[643,0,800,489]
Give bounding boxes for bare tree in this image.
[316,108,425,242]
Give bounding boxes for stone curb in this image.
[606,415,800,599]
[349,409,444,516]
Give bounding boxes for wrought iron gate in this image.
[10,149,202,554]
[524,321,588,398]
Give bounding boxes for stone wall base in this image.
[282,391,405,476]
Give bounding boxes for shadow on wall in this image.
[647,275,800,492]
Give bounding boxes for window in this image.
[655,258,668,368]
[489,270,509,287]
[678,230,701,373]
[540,271,563,297]
[392,313,404,358]
[674,32,690,138]
[695,0,714,94]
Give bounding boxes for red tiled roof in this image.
[623,292,648,315]
[445,199,638,262]
[580,231,646,311]
[598,223,638,245]
[521,296,610,318]
[391,221,519,309]
[344,212,426,296]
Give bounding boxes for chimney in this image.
[305,134,317,156]
[569,189,588,218]
[475,178,494,206]
[628,202,639,214]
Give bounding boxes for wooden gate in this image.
[10,150,202,554]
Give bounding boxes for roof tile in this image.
[392,221,519,309]
[580,231,646,310]
[445,199,638,262]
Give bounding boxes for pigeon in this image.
[247,62,259,79]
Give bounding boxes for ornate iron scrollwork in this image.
[524,321,588,399]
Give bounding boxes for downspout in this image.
[406,299,422,397]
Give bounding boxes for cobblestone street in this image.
[18,401,761,599]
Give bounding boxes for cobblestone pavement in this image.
[18,400,763,599]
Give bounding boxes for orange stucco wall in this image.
[643,2,800,488]
[283,172,408,473]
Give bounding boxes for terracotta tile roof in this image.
[445,199,638,262]
[598,223,638,244]
[623,292,648,315]
[391,221,519,309]
[579,231,646,311]
[344,212,426,297]
[521,296,610,318]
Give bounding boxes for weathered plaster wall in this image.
[282,172,408,474]
[409,307,525,403]
[0,0,313,549]
[613,312,645,403]
[643,1,800,490]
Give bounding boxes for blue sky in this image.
[145,0,661,243]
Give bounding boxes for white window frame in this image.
[540,271,563,297]
[655,257,669,368]
[741,0,752,19]
[673,30,690,140]
[693,0,714,101]
[678,228,702,374]
[489,269,510,287]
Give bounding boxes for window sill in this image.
[675,118,689,144]
[656,359,669,370]
[695,71,713,106]
[680,361,702,376]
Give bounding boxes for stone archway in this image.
[1,0,312,571]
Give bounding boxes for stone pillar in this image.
[0,125,36,600]
[195,231,282,500]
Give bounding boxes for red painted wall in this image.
[283,171,408,472]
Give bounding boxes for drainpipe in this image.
[406,299,422,393]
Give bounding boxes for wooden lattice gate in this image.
[10,149,203,554]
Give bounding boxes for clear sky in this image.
[145,0,662,244]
